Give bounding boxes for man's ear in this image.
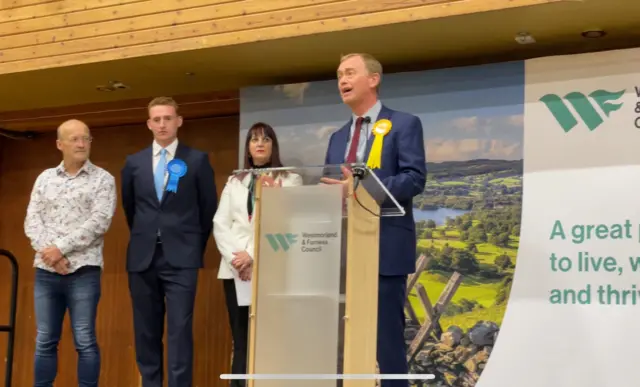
[369,73,381,89]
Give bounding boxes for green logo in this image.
[265,233,298,252]
[540,89,625,132]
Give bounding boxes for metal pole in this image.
[0,249,18,387]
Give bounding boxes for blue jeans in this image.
[33,266,101,387]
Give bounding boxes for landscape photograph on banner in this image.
[239,60,525,387]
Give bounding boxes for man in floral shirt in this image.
[24,119,117,387]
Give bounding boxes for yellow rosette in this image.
[366,119,392,169]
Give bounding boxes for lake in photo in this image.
[413,207,470,225]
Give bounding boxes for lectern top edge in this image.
[230,163,406,218]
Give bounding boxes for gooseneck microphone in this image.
[351,116,371,191]
[352,165,367,191]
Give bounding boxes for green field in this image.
[413,272,501,308]
[489,177,521,186]
[409,233,517,330]
[418,237,518,265]
[440,181,467,186]
[408,159,521,332]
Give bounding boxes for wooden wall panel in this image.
[0,90,239,132]
[0,0,562,75]
[0,115,236,386]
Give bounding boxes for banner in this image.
[238,46,640,386]
[478,47,640,387]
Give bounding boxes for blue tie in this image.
[155,148,167,201]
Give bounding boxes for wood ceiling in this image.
[0,0,638,124]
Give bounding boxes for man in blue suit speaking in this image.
[322,53,426,387]
[121,96,218,387]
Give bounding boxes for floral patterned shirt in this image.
[24,160,117,274]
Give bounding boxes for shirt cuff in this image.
[53,238,71,256]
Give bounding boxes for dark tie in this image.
[346,116,364,163]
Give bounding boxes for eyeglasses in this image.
[67,136,93,144]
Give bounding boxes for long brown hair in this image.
[236,122,287,180]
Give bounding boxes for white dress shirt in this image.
[152,138,178,186]
[344,100,382,163]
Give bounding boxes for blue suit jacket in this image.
[121,142,218,272]
[324,105,426,276]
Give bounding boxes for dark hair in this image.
[236,122,286,180]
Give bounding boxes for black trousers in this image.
[223,279,249,387]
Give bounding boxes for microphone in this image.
[352,164,368,191]
[349,116,371,191]
[349,164,368,215]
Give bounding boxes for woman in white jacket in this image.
[213,122,302,386]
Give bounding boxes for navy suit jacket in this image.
[324,104,426,276]
[121,142,218,272]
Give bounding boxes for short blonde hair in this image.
[148,96,179,114]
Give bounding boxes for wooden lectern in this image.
[234,164,405,387]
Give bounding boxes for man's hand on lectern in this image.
[319,166,352,197]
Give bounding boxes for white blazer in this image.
[213,171,303,279]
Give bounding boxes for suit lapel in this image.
[364,105,392,163]
[161,143,187,207]
[140,147,161,208]
[333,120,352,164]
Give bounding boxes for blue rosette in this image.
[166,159,187,193]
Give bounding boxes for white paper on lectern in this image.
[233,270,252,306]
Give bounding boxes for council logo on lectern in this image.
[265,233,298,252]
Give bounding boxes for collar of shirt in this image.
[152,138,179,157]
[55,159,95,177]
[350,99,382,137]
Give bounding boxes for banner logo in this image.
[539,89,625,132]
[265,233,298,252]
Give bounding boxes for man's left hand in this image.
[320,166,352,197]
[52,258,70,275]
[40,246,63,266]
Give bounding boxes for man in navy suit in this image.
[121,96,218,387]
[322,53,426,387]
